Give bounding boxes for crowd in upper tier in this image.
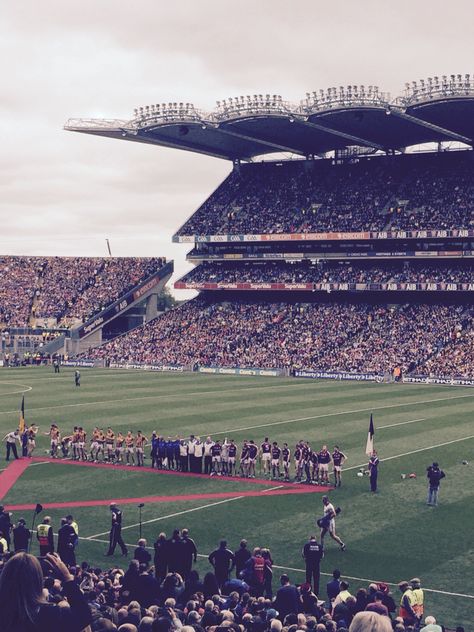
[86,299,473,378]
[175,152,474,236]
[0,256,165,328]
[179,261,473,287]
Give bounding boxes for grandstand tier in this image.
[85,296,474,381]
[173,152,474,240]
[64,90,474,384]
[0,256,173,362]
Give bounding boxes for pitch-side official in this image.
[302,535,324,595]
[105,503,128,557]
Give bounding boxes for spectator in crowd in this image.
[0,551,92,632]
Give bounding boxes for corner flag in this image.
[365,413,375,456]
[19,396,25,434]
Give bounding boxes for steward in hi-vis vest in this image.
[37,517,54,555]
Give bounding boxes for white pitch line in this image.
[0,382,33,397]
[269,564,474,600]
[345,434,474,472]
[77,537,474,601]
[85,495,247,540]
[261,485,284,492]
[211,393,474,436]
[0,381,326,417]
[378,417,425,429]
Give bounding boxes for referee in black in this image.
[302,534,324,595]
[105,503,128,556]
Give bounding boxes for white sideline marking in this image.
[78,537,474,600]
[85,495,246,540]
[28,461,51,467]
[378,417,425,429]
[261,485,284,492]
[345,434,474,472]
[270,564,474,600]
[0,381,324,416]
[211,393,474,435]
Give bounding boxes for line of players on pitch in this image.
[30,424,348,486]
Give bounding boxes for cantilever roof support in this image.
[215,123,306,156]
[300,118,385,151]
[389,109,472,145]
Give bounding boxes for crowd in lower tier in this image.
[85,299,473,379]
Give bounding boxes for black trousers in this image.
[305,564,321,595]
[6,443,19,460]
[370,471,378,492]
[107,526,127,555]
[204,455,212,474]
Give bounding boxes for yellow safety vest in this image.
[412,588,424,615]
[399,589,416,620]
[37,524,50,546]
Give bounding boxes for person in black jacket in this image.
[302,535,324,596]
[208,539,235,588]
[154,532,168,582]
[0,506,12,550]
[134,538,152,566]
[57,518,78,566]
[106,503,127,556]
[427,462,446,506]
[0,551,92,632]
[181,528,197,579]
[274,574,301,621]
[13,518,31,552]
[234,539,251,578]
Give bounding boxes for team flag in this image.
[365,413,375,456]
[19,396,25,434]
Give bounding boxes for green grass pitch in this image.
[0,366,473,626]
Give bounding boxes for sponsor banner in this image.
[403,375,474,387]
[295,370,381,381]
[176,281,474,292]
[199,366,283,377]
[133,274,160,301]
[187,250,474,262]
[109,362,184,372]
[175,229,474,244]
[62,360,96,368]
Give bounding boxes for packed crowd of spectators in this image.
[418,328,474,378]
[0,256,43,327]
[86,298,473,378]
[175,152,474,236]
[0,256,165,328]
[179,261,473,287]
[0,528,461,632]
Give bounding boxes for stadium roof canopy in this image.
[65,75,474,161]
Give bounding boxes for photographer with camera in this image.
[426,462,446,507]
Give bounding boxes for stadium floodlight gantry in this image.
[64,75,474,160]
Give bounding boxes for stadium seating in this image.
[175,151,474,236]
[87,298,473,378]
[0,256,165,328]
[179,260,473,286]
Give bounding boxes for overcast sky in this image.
[1,0,473,293]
